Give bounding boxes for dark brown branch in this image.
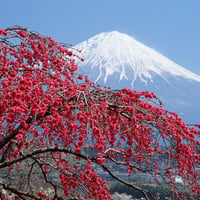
[0,124,23,150]
[0,146,154,200]
[0,141,14,163]
[100,164,153,200]
[0,182,41,200]
[33,158,61,199]
[0,146,88,169]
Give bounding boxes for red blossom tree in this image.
[0,26,200,200]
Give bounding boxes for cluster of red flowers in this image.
[0,26,200,199]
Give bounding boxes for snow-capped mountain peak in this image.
[73,31,200,123]
[75,31,200,85]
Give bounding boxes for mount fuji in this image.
[74,31,200,123]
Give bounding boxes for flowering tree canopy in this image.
[0,26,200,200]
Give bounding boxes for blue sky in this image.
[1,0,200,75]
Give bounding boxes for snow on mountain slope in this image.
[74,31,200,86]
[73,31,200,123]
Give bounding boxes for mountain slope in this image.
[75,31,200,85]
[74,31,200,123]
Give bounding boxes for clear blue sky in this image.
[1,0,200,75]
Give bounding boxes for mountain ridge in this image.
[74,31,200,86]
[73,31,200,123]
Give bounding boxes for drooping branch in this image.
[0,146,154,199]
[0,182,41,200]
[1,26,200,200]
[100,163,153,200]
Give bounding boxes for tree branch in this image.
[0,146,155,200]
[0,182,41,200]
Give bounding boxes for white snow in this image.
[74,31,200,84]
